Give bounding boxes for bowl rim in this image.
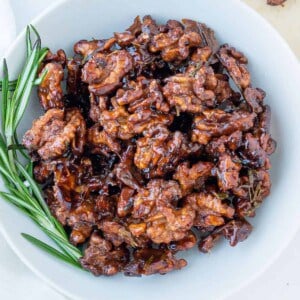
[1,0,300,299]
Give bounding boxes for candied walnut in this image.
[53,161,78,203]
[192,109,256,144]
[23,108,86,160]
[114,145,143,190]
[218,44,250,90]
[198,233,221,253]
[173,161,214,195]
[52,158,98,203]
[100,103,131,139]
[257,104,271,133]
[216,153,241,191]
[132,179,182,219]
[66,57,82,95]
[134,125,200,178]
[68,198,96,245]
[69,222,93,246]
[199,219,252,252]
[38,62,64,110]
[33,160,56,183]
[80,232,129,276]
[260,133,276,156]
[186,192,235,227]
[117,187,134,217]
[116,77,169,113]
[99,220,138,247]
[239,133,270,169]
[187,192,235,219]
[193,68,236,104]
[267,0,286,5]
[163,74,204,113]
[48,159,101,213]
[126,107,174,134]
[149,19,202,62]
[115,77,144,106]
[82,50,133,95]
[140,15,160,37]
[244,87,265,113]
[124,248,187,276]
[190,46,213,63]
[145,203,195,244]
[193,208,226,228]
[255,105,277,155]
[206,131,243,155]
[89,94,108,122]
[45,159,105,223]
[127,16,142,36]
[132,179,195,244]
[149,20,184,52]
[114,31,135,47]
[43,49,66,66]
[163,66,236,113]
[74,38,116,57]
[168,231,197,252]
[214,74,237,102]
[128,223,147,237]
[45,187,69,226]
[220,219,252,246]
[192,66,218,107]
[100,101,173,140]
[95,195,116,219]
[182,19,219,59]
[87,123,121,154]
[234,169,271,217]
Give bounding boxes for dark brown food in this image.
[124,248,187,276]
[23,16,276,277]
[267,0,286,6]
[23,108,86,160]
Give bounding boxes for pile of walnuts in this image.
[23,16,276,276]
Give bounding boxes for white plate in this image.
[1,0,300,299]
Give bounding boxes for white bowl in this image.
[1,0,300,299]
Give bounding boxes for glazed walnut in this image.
[23,108,86,160]
[80,232,129,276]
[38,62,64,110]
[192,109,256,144]
[173,161,214,195]
[134,125,200,178]
[131,180,195,244]
[124,248,187,276]
[82,50,133,95]
[218,44,250,90]
[100,102,173,140]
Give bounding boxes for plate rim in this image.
[1,1,300,299]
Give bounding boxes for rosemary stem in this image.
[6,134,17,175]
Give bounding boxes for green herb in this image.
[214,192,229,200]
[240,170,263,216]
[188,62,202,77]
[0,79,17,91]
[0,26,82,268]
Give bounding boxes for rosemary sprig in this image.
[0,80,17,91]
[0,26,83,268]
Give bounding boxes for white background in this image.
[0,0,300,299]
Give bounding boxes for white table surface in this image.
[1,1,300,299]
